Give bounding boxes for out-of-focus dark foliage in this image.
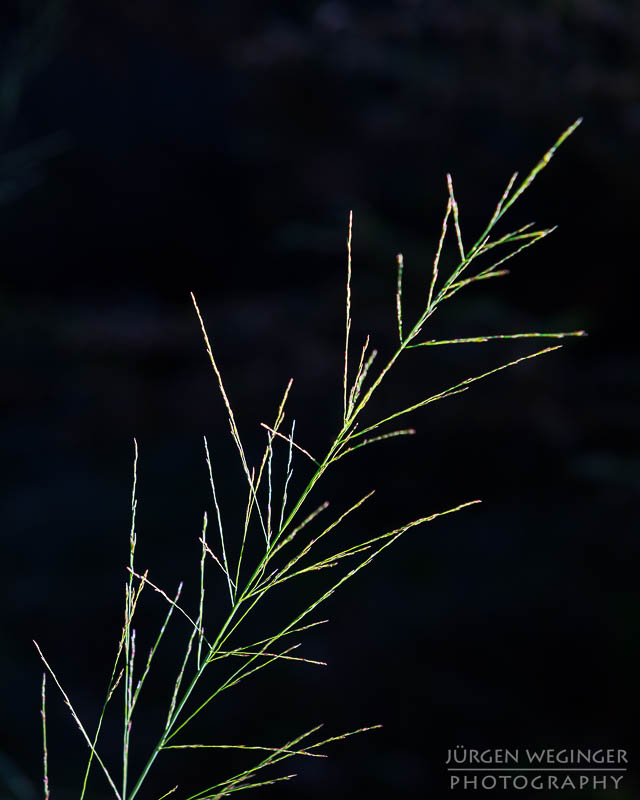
[1,2,638,799]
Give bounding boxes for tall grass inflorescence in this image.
[35,120,585,799]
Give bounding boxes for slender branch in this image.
[396,253,404,343]
[34,642,122,800]
[343,210,353,423]
[41,673,50,800]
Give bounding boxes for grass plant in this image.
[34,120,585,799]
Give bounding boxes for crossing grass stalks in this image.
[34,119,585,800]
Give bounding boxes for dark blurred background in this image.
[1,1,638,798]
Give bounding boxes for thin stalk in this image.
[197,512,207,669]
[343,210,353,423]
[278,419,295,534]
[41,673,50,800]
[396,253,404,343]
[409,331,587,347]
[204,438,234,604]
[122,438,138,800]
[128,600,247,800]
[34,642,122,800]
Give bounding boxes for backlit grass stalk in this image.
[35,120,584,800]
[40,674,49,800]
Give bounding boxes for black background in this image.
[1,2,638,799]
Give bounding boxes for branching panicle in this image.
[36,121,583,800]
